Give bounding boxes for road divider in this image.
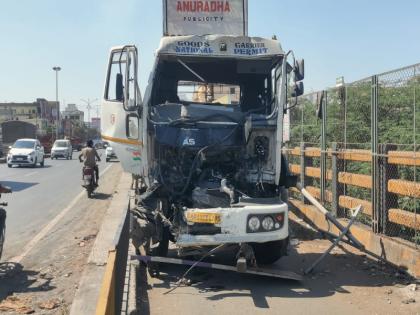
[70,171,132,315]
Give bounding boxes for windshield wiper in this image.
[177,59,207,83]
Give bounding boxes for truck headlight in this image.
[262,216,275,231]
[248,216,260,232]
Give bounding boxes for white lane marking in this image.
[24,171,39,177]
[10,163,114,264]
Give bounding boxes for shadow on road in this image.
[8,165,52,169]
[0,262,55,301]
[0,181,38,192]
[94,193,112,200]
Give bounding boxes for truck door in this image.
[101,45,144,176]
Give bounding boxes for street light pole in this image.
[81,98,99,127]
[53,66,61,140]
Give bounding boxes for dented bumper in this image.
[176,200,288,247]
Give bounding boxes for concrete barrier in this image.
[70,172,132,315]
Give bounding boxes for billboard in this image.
[163,0,248,36]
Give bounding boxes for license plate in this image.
[17,158,23,161]
[186,212,221,224]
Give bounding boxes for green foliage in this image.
[289,67,420,243]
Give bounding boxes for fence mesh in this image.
[286,63,420,247]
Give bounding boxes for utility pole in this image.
[81,98,99,127]
[52,66,61,140]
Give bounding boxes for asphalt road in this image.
[0,150,111,261]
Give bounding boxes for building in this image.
[62,104,84,126]
[0,98,59,135]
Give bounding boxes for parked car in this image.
[7,139,45,168]
[51,139,73,160]
[105,146,117,162]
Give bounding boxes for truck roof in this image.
[156,35,284,59]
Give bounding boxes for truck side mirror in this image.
[294,59,305,81]
[291,82,304,98]
[116,73,124,102]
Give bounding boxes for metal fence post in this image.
[320,91,327,204]
[300,142,311,204]
[371,75,380,233]
[379,144,399,236]
[331,142,344,217]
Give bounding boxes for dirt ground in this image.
[0,165,122,314]
[138,219,420,315]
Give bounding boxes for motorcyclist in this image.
[79,140,101,186]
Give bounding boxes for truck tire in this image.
[252,238,289,265]
[0,208,6,260]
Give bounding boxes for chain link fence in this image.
[286,63,420,247]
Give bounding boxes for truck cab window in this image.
[106,51,127,101]
[178,81,240,105]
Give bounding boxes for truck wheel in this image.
[7,164,11,168]
[40,158,44,167]
[32,158,37,168]
[87,189,92,198]
[252,238,289,265]
[0,208,6,260]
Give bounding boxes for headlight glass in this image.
[248,216,260,232]
[262,216,275,231]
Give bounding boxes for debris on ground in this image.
[78,241,86,247]
[38,298,61,310]
[0,296,35,314]
[401,298,416,304]
[82,233,97,241]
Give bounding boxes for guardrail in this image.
[284,144,420,245]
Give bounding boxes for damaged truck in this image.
[101,0,304,272]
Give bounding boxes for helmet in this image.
[87,140,94,147]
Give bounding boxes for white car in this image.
[7,138,45,168]
[51,139,73,160]
[105,146,117,162]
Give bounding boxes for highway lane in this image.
[0,150,111,260]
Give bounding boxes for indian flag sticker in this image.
[132,151,141,161]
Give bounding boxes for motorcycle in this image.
[0,185,11,260]
[82,166,97,198]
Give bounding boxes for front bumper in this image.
[176,199,288,247]
[51,150,68,157]
[106,152,117,159]
[8,155,35,165]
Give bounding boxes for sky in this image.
[1,0,419,119]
